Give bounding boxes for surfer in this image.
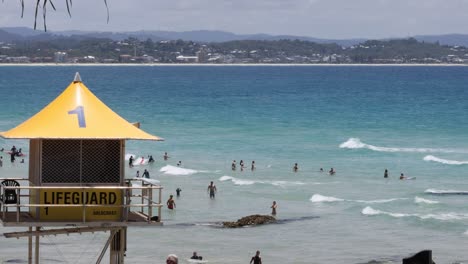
[177,161,182,167]
[231,160,236,171]
[176,187,182,197]
[142,169,150,178]
[148,155,155,163]
[271,201,277,215]
[293,163,298,172]
[329,168,336,175]
[166,254,178,264]
[400,173,405,180]
[129,155,134,168]
[250,250,262,264]
[251,160,255,171]
[207,181,217,199]
[164,152,169,161]
[167,195,176,210]
[10,145,16,155]
[384,169,388,178]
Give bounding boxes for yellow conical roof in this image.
[0,73,163,140]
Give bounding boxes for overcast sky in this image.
[1,0,468,39]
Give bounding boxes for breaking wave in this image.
[310,194,405,204]
[362,206,468,221]
[219,176,305,187]
[339,138,467,153]
[425,189,468,195]
[414,196,439,204]
[160,165,198,175]
[423,155,468,165]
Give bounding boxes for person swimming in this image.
[400,173,405,180]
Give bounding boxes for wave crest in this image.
[414,196,439,204]
[310,194,344,203]
[423,155,468,165]
[425,189,468,195]
[339,138,467,153]
[362,206,468,221]
[160,165,198,175]
[219,176,305,187]
[310,194,405,204]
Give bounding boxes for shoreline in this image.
[0,63,467,67]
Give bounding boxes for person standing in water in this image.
[384,169,388,178]
[293,163,298,172]
[167,195,176,210]
[163,152,169,161]
[207,181,217,199]
[129,156,134,168]
[231,160,236,171]
[176,188,182,197]
[251,161,255,171]
[271,201,277,215]
[250,250,262,264]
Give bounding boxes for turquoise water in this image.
[1,65,468,263]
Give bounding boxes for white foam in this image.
[271,181,306,186]
[310,194,344,202]
[354,198,406,204]
[160,165,197,175]
[423,155,468,165]
[219,176,305,187]
[339,138,467,153]
[362,206,468,221]
[219,176,256,185]
[310,194,404,204]
[414,196,439,204]
[425,189,468,195]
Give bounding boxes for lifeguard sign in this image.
[0,73,162,222]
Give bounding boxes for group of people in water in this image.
[1,145,25,164]
[384,169,411,180]
[165,250,262,264]
[294,163,336,175]
[232,159,255,171]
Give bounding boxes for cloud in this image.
[1,0,468,39]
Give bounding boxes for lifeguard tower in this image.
[0,73,163,264]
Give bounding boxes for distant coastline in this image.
[0,63,467,67]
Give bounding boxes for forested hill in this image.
[0,35,467,64]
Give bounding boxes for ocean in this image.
[0,65,468,263]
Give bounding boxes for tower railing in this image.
[0,178,163,226]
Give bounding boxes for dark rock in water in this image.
[402,250,435,264]
[223,214,276,228]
